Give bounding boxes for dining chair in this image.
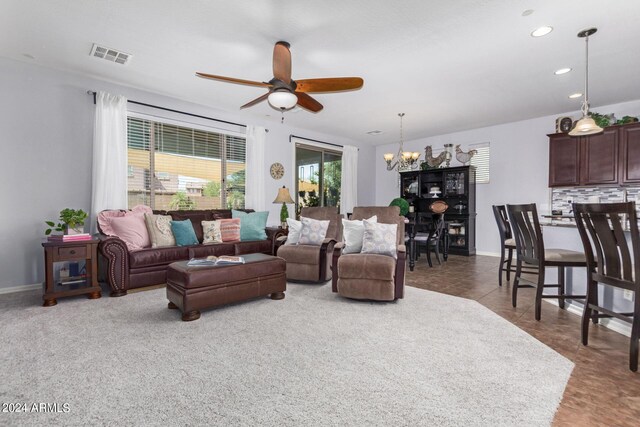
[493,205,516,286]
[507,203,587,320]
[573,202,640,372]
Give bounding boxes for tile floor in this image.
[406,254,640,427]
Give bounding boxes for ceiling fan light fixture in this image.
[268,89,298,110]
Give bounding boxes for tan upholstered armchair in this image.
[332,206,406,301]
[276,207,342,282]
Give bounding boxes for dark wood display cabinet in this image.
[400,166,476,256]
[548,121,640,187]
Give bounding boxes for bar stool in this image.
[573,202,640,372]
[493,205,516,286]
[507,203,587,320]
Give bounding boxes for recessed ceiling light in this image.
[568,93,583,99]
[366,130,383,135]
[522,9,534,17]
[554,68,572,75]
[531,26,553,37]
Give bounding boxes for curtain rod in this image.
[289,134,358,151]
[88,91,247,129]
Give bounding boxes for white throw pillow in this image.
[361,218,398,258]
[284,218,302,245]
[342,215,377,254]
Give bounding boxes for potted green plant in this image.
[389,198,410,216]
[45,208,89,235]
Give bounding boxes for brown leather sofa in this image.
[98,209,277,296]
[332,206,406,301]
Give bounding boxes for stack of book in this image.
[47,233,92,242]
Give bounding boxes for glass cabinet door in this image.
[444,171,467,197]
[401,173,420,199]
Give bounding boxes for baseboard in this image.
[543,299,631,338]
[0,283,41,295]
[476,251,501,257]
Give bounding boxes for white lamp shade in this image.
[268,90,298,110]
[568,116,603,136]
[383,153,394,161]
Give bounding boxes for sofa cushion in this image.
[171,220,199,246]
[232,210,268,241]
[219,218,241,242]
[298,217,329,246]
[235,240,272,255]
[361,219,397,258]
[285,218,302,245]
[109,213,151,250]
[129,246,190,268]
[342,215,377,254]
[144,213,176,248]
[337,253,396,280]
[277,244,321,265]
[201,220,223,244]
[166,210,212,243]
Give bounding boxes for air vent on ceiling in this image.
[90,43,131,65]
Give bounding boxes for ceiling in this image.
[2,0,640,145]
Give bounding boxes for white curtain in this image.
[340,145,358,215]
[91,91,128,231]
[244,125,268,210]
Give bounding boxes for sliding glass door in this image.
[295,144,342,215]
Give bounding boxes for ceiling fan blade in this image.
[295,77,364,93]
[273,41,292,84]
[196,72,272,88]
[295,92,323,113]
[240,92,270,109]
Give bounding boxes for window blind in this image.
[126,116,246,210]
[469,142,490,184]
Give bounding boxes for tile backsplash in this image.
[551,186,640,214]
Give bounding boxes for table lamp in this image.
[273,186,295,228]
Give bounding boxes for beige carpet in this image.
[0,283,573,426]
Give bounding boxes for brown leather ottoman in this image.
[166,253,286,321]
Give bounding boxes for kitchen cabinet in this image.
[548,122,640,187]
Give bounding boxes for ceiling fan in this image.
[196,41,364,113]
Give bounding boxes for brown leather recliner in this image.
[332,206,406,301]
[276,207,342,282]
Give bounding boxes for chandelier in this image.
[383,113,420,171]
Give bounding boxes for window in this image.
[295,142,342,213]
[126,116,246,210]
[469,142,490,184]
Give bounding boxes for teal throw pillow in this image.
[232,210,269,241]
[170,219,198,246]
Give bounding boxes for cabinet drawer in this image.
[56,246,87,260]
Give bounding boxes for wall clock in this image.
[270,162,284,180]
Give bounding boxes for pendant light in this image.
[569,28,603,136]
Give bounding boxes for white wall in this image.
[0,57,374,290]
[375,99,640,255]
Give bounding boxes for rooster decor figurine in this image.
[424,145,447,168]
[455,145,477,165]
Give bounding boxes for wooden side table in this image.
[41,239,101,307]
